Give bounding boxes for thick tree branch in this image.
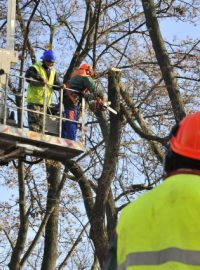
[141,0,186,122]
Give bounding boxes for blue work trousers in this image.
[62,107,78,140]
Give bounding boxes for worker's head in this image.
[41,50,55,67]
[164,112,200,173]
[79,63,95,77]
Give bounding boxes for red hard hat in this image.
[79,63,94,77]
[169,112,200,160]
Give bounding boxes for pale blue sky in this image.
[160,19,199,41]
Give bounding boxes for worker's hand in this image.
[61,83,67,89]
[29,77,45,86]
[41,78,48,86]
[96,98,106,111]
[83,88,88,94]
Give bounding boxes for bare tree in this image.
[0,0,199,269]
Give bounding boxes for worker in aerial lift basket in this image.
[25,50,64,132]
[106,111,200,270]
[62,63,104,140]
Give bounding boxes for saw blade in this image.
[106,106,117,114]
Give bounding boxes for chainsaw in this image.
[101,101,117,115]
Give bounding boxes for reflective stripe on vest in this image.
[118,247,200,270]
[27,62,56,105]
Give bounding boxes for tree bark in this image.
[90,68,123,268]
[41,160,61,270]
[9,160,29,270]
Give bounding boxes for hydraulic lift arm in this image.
[0,0,18,87]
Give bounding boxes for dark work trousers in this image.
[27,103,44,132]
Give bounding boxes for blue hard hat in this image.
[41,50,56,62]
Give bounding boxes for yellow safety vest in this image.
[27,62,56,106]
[117,173,200,270]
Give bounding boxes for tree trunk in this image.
[90,68,123,269]
[9,160,29,270]
[41,160,61,270]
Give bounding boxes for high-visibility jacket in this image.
[27,62,56,106]
[117,172,200,270]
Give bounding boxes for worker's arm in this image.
[25,66,45,85]
[83,76,104,101]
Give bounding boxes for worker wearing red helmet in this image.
[62,63,104,140]
[106,111,200,270]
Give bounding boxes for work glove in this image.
[96,97,106,111]
[41,78,48,86]
[61,83,67,89]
